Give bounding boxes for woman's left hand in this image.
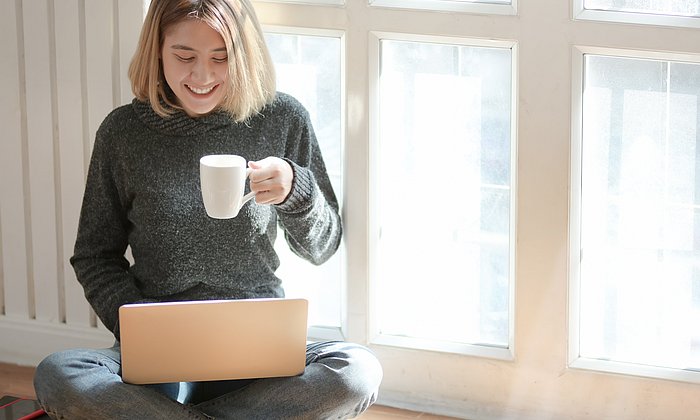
[248,157,294,205]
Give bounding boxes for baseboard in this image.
[375,389,538,420]
[376,390,471,419]
[0,316,113,366]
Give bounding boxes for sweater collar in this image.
[132,99,236,136]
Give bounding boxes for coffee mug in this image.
[200,154,256,219]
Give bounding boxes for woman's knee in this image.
[314,342,383,409]
[347,344,383,390]
[34,348,120,407]
[35,350,72,394]
[335,344,383,418]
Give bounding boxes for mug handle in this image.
[243,167,256,204]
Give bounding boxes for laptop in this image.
[118,298,308,384]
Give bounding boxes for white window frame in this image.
[568,44,700,384]
[367,30,518,360]
[259,0,345,6]
[370,0,517,15]
[572,0,700,29]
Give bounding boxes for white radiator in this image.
[0,0,145,366]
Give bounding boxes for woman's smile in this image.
[186,83,218,95]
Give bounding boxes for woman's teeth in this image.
[187,84,215,95]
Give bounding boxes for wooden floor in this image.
[0,362,457,419]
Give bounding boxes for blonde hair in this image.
[128,0,276,122]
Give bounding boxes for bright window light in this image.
[579,54,700,370]
[369,0,515,15]
[374,38,514,351]
[584,0,700,17]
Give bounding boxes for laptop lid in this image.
[118,298,308,384]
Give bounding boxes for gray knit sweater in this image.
[70,93,341,339]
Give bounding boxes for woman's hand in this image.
[248,157,294,205]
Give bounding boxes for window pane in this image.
[415,0,510,3]
[378,0,512,4]
[370,0,513,13]
[265,32,343,329]
[580,54,700,369]
[262,0,344,5]
[584,0,700,17]
[376,39,513,348]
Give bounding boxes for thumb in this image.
[248,160,262,169]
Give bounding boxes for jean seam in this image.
[41,406,64,420]
[305,350,321,365]
[305,340,342,365]
[96,357,119,375]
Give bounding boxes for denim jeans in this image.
[33,341,382,419]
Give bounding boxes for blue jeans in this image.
[33,341,382,419]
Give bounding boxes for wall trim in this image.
[0,316,113,366]
[377,389,541,420]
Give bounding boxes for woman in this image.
[33,0,382,418]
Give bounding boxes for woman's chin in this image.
[181,102,219,117]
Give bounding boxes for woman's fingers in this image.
[248,157,293,204]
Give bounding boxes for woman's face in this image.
[161,19,229,117]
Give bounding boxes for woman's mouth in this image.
[186,84,217,95]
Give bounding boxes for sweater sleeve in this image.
[275,105,342,265]
[69,121,146,340]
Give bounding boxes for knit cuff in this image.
[276,159,315,214]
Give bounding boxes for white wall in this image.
[0,0,143,365]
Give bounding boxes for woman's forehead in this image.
[163,19,226,51]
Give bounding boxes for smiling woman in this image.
[160,19,230,117]
[129,0,276,122]
[27,0,382,418]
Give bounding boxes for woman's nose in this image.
[191,59,214,84]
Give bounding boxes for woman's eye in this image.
[175,55,194,62]
[212,57,228,63]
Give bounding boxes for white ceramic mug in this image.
[199,154,256,219]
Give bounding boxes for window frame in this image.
[258,0,345,6]
[568,44,700,384]
[369,0,517,15]
[572,0,700,29]
[367,30,519,360]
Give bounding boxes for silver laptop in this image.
[118,298,308,384]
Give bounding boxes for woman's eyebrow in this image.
[169,44,227,53]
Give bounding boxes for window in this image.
[370,34,515,357]
[265,29,345,339]
[249,0,700,416]
[369,0,516,15]
[571,47,700,381]
[574,0,700,27]
[585,0,700,16]
[260,0,344,5]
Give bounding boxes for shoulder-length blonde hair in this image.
[128,0,276,122]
